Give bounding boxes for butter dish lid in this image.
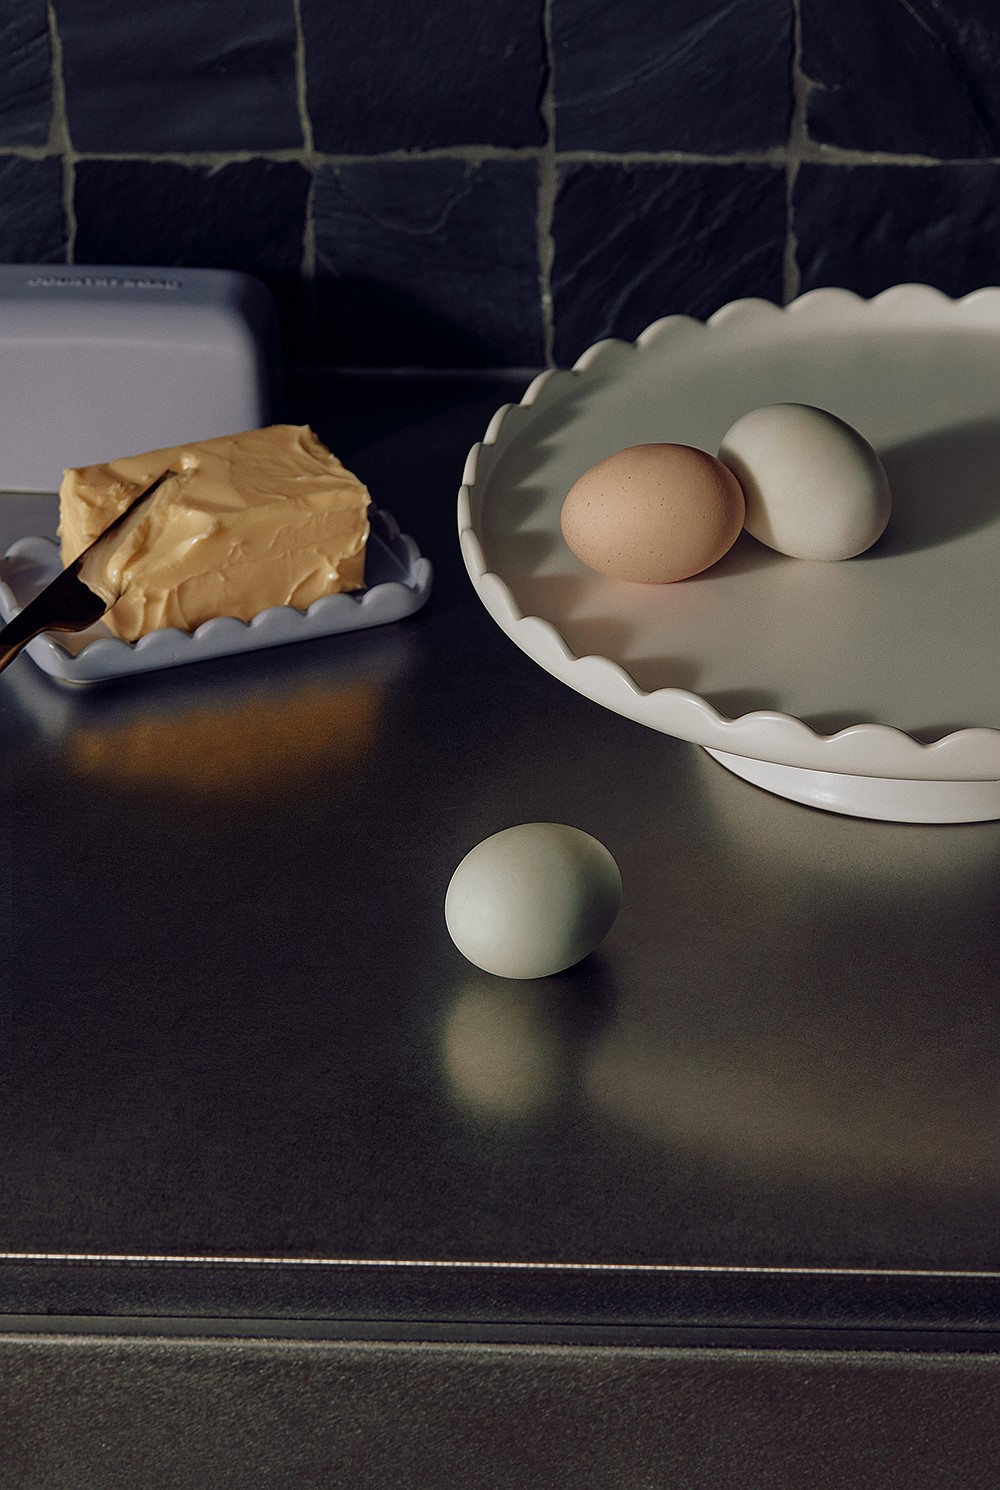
[0,263,281,492]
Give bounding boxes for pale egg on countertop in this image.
[718,403,892,561]
[560,442,746,583]
[445,823,622,980]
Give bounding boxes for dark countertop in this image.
[1,373,998,1342]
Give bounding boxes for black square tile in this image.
[300,0,546,152]
[74,160,310,355]
[0,3,51,147]
[794,164,1000,300]
[553,0,792,152]
[552,163,787,365]
[0,157,65,260]
[314,160,543,367]
[74,160,309,274]
[57,0,302,152]
[802,0,1000,157]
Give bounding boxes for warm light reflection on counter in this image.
[68,677,383,800]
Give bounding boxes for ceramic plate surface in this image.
[459,286,1000,803]
[0,505,431,683]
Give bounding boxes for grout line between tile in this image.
[783,0,807,301]
[45,0,75,264]
[0,141,991,169]
[554,147,788,167]
[291,0,318,364]
[291,0,315,162]
[538,0,556,366]
[0,145,547,168]
[795,143,969,167]
[292,0,316,282]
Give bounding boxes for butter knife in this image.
[0,469,174,675]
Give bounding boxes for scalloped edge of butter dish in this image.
[0,505,432,684]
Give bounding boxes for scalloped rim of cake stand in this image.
[458,286,1000,822]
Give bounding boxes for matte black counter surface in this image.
[2,375,998,1339]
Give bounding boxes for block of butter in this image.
[58,424,371,641]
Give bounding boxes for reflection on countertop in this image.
[0,608,424,803]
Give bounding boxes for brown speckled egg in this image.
[560,443,746,583]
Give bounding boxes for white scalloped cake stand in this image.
[459,287,1000,823]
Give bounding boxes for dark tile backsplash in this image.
[795,162,1000,302]
[57,0,302,153]
[300,0,547,153]
[0,0,998,370]
[0,156,64,260]
[0,2,50,147]
[553,162,787,364]
[800,0,1000,158]
[74,159,311,277]
[314,159,544,367]
[552,0,793,153]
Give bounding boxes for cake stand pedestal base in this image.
[704,748,1000,824]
